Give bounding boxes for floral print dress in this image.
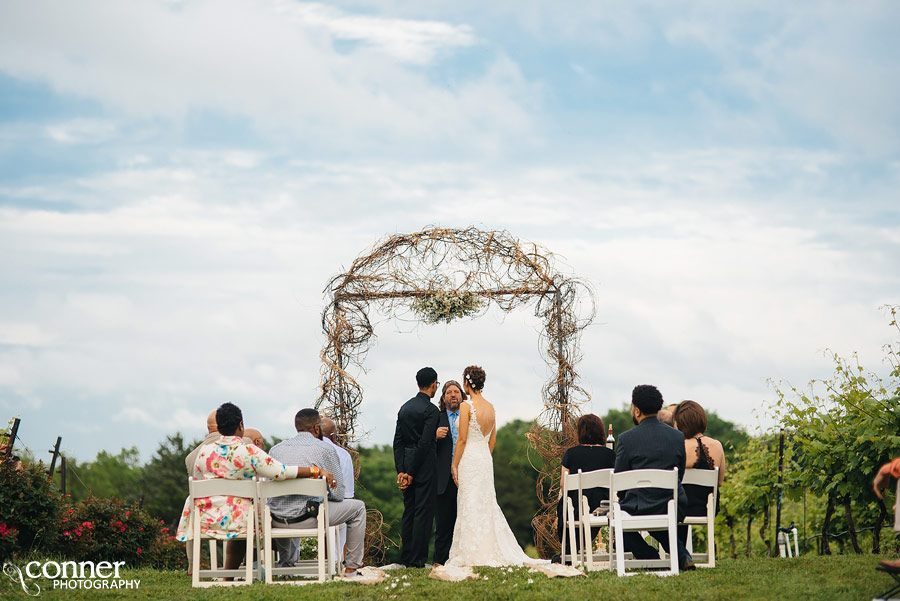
[175,436,299,541]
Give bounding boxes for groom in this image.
[393,367,441,568]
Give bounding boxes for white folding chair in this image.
[188,477,258,587]
[680,467,718,568]
[561,469,613,571]
[258,478,332,584]
[610,467,679,577]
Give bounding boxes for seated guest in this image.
[184,411,221,475]
[320,417,354,498]
[243,428,265,450]
[673,400,726,516]
[185,412,267,475]
[657,406,675,427]
[557,414,616,553]
[320,416,356,557]
[268,409,367,578]
[673,401,726,550]
[615,385,694,571]
[175,403,334,575]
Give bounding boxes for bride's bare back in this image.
[471,396,495,439]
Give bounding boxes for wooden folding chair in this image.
[680,467,718,568]
[188,477,258,587]
[566,469,614,571]
[258,478,332,584]
[610,467,680,577]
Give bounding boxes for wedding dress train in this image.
[446,403,548,567]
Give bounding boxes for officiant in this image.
[433,379,465,566]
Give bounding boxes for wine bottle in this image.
[606,424,615,450]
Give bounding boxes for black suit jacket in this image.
[435,409,454,495]
[614,416,688,518]
[393,392,441,481]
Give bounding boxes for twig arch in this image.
[317,226,596,556]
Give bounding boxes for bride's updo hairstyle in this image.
[463,365,486,391]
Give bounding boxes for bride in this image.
[446,365,548,567]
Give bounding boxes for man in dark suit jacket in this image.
[393,367,441,568]
[614,384,694,570]
[433,380,464,565]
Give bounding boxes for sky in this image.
[1,1,899,463]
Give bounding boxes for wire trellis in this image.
[316,226,596,558]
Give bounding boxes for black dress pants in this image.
[622,530,692,566]
[433,481,457,565]
[400,475,436,568]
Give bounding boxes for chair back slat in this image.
[682,467,718,487]
[189,477,258,499]
[258,477,327,502]
[563,468,612,492]
[611,467,677,493]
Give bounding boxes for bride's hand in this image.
[451,465,459,487]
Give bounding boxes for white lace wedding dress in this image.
[446,403,549,567]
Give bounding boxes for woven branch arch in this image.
[317,226,596,557]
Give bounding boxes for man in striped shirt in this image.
[268,409,367,576]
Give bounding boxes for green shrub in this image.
[56,495,176,567]
[0,460,63,562]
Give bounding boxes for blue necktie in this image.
[449,411,459,455]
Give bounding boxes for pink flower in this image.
[136,548,142,554]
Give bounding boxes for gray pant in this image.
[273,498,366,570]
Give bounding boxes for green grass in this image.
[0,555,888,600]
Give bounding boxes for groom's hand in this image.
[397,472,412,490]
[436,427,449,440]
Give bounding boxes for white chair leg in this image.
[245,519,254,583]
[686,525,693,554]
[668,524,678,575]
[614,514,626,577]
[317,516,326,582]
[264,511,273,584]
[192,509,201,588]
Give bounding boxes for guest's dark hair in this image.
[295,408,321,432]
[416,367,438,389]
[463,365,486,391]
[674,400,707,439]
[438,380,467,411]
[632,384,664,415]
[216,402,243,436]
[576,414,605,445]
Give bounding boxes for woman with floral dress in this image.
[175,402,336,573]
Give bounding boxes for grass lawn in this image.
[1,555,887,600]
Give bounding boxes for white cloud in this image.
[45,119,117,145]
[278,1,477,65]
[0,0,527,153]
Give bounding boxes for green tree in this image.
[493,419,542,549]
[141,433,194,529]
[59,447,143,503]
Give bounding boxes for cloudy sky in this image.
[2,1,899,463]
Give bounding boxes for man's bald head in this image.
[243,428,264,448]
[320,417,337,443]
[658,408,675,427]
[206,411,218,433]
